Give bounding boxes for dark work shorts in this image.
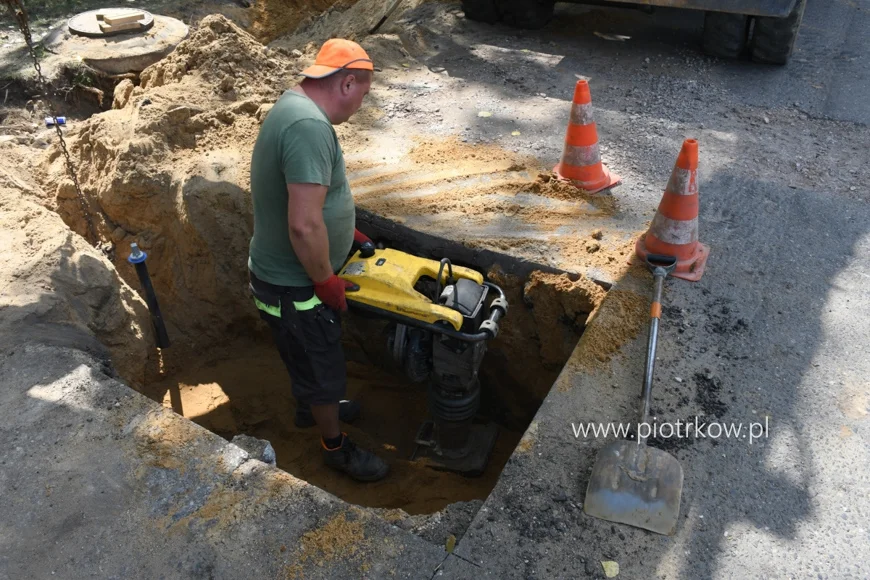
[249,271,347,407]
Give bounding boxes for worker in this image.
[247,39,389,482]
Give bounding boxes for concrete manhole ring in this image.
[41,10,189,74]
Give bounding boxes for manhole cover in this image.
[69,8,155,38]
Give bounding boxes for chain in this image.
[3,0,103,247]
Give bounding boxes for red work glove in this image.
[353,228,372,246]
[314,275,357,312]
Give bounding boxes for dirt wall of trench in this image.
[34,16,296,377]
[0,152,152,386]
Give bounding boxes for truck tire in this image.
[702,12,749,59]
[461,0,500,24]
[750,0,807,65]
[500,0,555,29]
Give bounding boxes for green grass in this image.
[68,61,94,87]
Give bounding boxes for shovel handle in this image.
[650,270,666,319]
[639,256,676,442]
[646,253,676,322]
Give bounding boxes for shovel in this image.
[583,254,683,536]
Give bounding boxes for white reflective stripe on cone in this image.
[650,213,699,245]
[569,103,594,126]
[561,143,601,167]
[665,167,698,196]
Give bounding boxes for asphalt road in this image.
[548,0,870,124]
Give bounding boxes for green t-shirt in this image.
[248,90,355,287]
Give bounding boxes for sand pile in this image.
[137,14,290,94]
[0,148,151,385]
[269,0,427,52]
[350,139,619,225]
[37,15,298,372]
[249,0,347,44]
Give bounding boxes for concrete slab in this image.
[0,335,448,579]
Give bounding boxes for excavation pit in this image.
[141,218,607,522]
[14,13,615,536]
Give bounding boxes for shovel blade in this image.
[583,440,683,536]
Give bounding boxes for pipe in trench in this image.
[128,242,170,349]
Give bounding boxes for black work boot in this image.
[322,434,389,482]
[295,400,361,428]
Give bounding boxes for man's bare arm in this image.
[287,183,333,284]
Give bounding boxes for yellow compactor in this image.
[339,242,508,476]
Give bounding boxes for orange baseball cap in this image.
[300,39,374,79]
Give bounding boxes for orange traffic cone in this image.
[554,80,620,193]
[635,138,709,282]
